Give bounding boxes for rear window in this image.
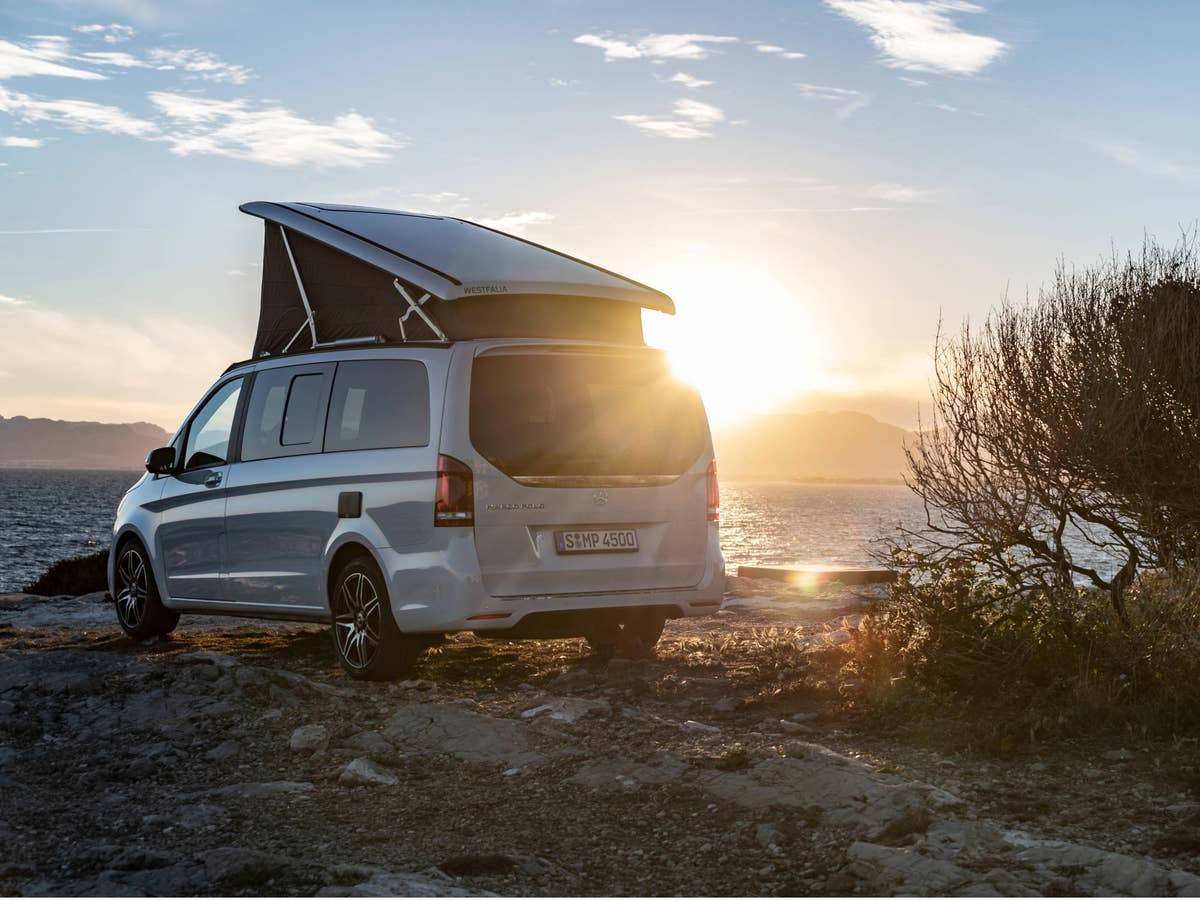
[470,353,708,476]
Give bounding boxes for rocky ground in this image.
[1,583,1199,897]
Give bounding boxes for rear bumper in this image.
[379,526,725,634]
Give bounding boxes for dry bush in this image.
[840,553,1200,742]
[23,550,108,596]
[847,233,1200,741]
[902,232,1200,618]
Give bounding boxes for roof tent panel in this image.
[240,201,459,299]
[294,203,671,309]
[241,201,674,313]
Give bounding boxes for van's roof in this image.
[222,337,661,374]
[240,201,674,313]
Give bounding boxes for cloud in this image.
[78,50,147,68]
[667,72,712,89]
[475,210,555,233]
[148,91,403,167]
[0,37,107,80]
[0,32,253,85]
[147,48,252,84]
[823,0,1007,75]
[866,182,938,202]
[899,75,928,87]
[0,135,42,147]
[615,97,726,140]
[574,32,738,61]
[0,298,244,426]
[0,84,157,136]
[1090,136,1200,184]
[795,82,871,117]
[753,41,807,59]
[74,24,136,44]
[548,77,578,88]
[0,293,30,306]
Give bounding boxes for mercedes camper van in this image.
[109,203,725,678]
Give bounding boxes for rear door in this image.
[464,346,712,597]
[223,361,335,610]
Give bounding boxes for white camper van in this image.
[109,203,725,678]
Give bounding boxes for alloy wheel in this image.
[333,570,382,670]
[115,546,149,631]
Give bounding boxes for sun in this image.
[642,255,827,426]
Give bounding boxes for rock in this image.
[695,747,960,837]
[176,651,240,670]
[546,668,596,691]
[519,696,609,723]
[1102,748,1134,762]
[110,848,181,871]
[711,697,738,714]
[290,724,330,752]
[340,757,399,786]
[204,740,241,762]
[318,870,479,897]
[755,823,785,849]
[204,847,294,888]
[383,704,544,768]
[172,803,227,830]
[866,807,933,844]
[778,719,814,735]
[209,781,314,800]
[569,754,689,792]
[847,841,981,895]
[1002,831,1200,895]
[339,731,394,758]
[683,720,720,734]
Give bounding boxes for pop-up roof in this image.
[239,202,674,357]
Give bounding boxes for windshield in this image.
[470,352,708,477]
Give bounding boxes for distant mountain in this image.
[0,416,171,470]
[714,411,910,483]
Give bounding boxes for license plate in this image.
[554,528,639,554]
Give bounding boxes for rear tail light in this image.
[706,459,720,523]
[435,454,474,527]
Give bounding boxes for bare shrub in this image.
[901,232,1200,618]
[842,233,1200,739]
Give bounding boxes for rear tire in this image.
[113,538,179,639]
[330,555,421,680]
[585,609,666,658]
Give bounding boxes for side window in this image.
[281,374,325,445]
[183,378,243,470]
[325,360,430,452]
[241,365,332,461]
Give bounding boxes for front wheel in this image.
[113,539,179,639]
[330,556,421,680]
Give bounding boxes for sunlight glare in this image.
[643,255,827,425]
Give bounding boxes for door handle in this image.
[204,471,223,488]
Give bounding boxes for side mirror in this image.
[145,446,177,475]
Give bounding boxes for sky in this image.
[0,1,1198,431]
